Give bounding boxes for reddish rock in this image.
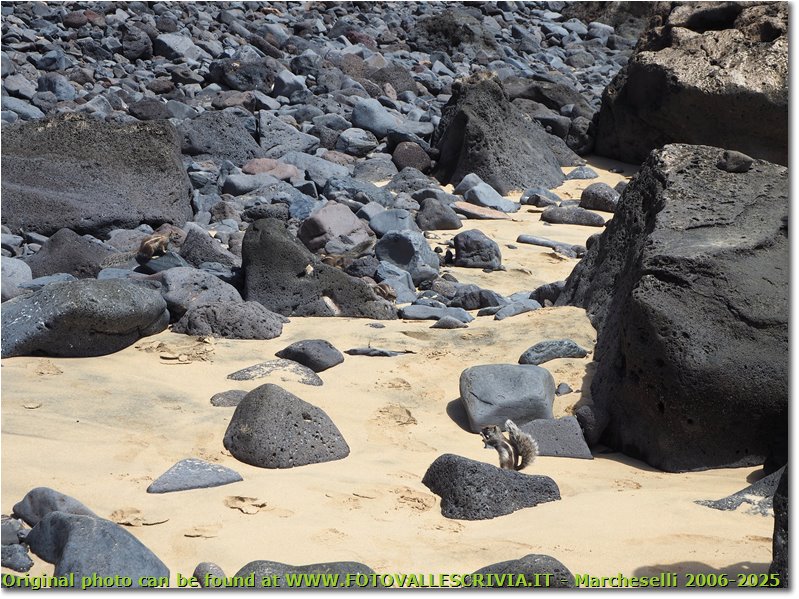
[392,141,432,174]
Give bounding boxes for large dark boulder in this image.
[769,466,788,587]
[470,554,575,588]
[1,279,169,358]
[594,2,788,166]
[557,144,787,472]
[431,77,568,196]
[242,218,396,319]
[223,383,350,469]
[1,115,192,237]
[234,561,379,588]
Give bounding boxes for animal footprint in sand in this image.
[32,360,63,376]
[109,507,168,527]
[391,487,435,512]
[614,479,642,491]
[374,404,417,427]
[313,528,347,543]
[135,336,215,364]
[184,524,221,538]
[224,495,268,514]
[224,496,293,517]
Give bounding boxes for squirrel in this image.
[480,419,539,471]
[100,225,186,269]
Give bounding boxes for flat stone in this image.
[210,390,248,407]
[227,359,323,386]
[234,561,379,587]
[147,458,243,494]
[541,206,605,227]
[452,202,513,220]
[696,466,785,516]
[518,417,593,459]
[519,339,590,365]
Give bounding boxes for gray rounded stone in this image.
[275,339,344,373]
[541,206,605,227]
[2,545,34,573]
[234,561,379,588]
[579,182,620,213]
[460,364,555,433]
[431,315,468,329]
[415,198,463,231]
[470,554,574,588]
[453,229,502,270]
[26,512,169,584]
[12,488,96,528]
[368,209,420,238]
[172,301,284,340]
[154,267,242,322]
[335,127,378,157]
[375,230,439,286]
[1,256,32,302]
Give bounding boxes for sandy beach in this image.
[0,158,775,587]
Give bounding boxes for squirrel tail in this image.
[505,419,539,471]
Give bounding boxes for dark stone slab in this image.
[422,454,560,520]
[1,279,169,358]
[210,390,247,407]
[519,417,593,459]
[696,466,785,516]
[227,360,323,386]
[1,115,192,237]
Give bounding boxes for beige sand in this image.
[1,158,774,587]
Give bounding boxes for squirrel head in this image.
[480,424,503,448]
